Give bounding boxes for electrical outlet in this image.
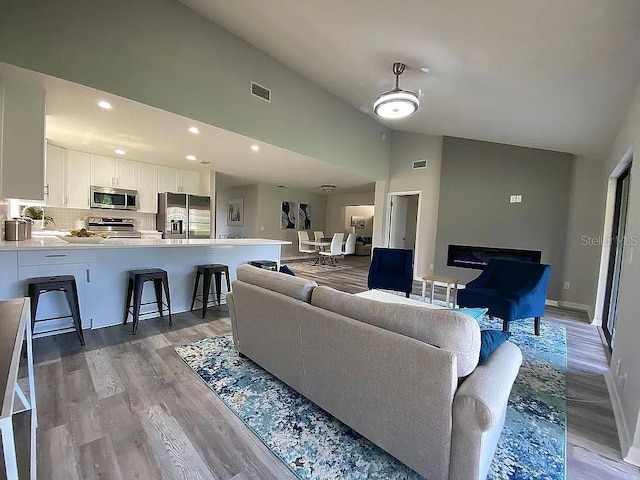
[516,195,522,203]
[261,226,264,231]
[509,195,517,203]
[205,247,215,255]
[430,264,435,271]
[564,281,571,290]
[616,358,622,376]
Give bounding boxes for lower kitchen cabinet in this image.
[17,250,94,332]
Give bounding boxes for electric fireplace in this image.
[447,244,541,270]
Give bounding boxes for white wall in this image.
[256,184,327,259]
[325,192,375,237]
[389,132,443,278]
[215,184,259,239]
[0,0,390,180]
[601,80,640,465]
[344,205,375,237]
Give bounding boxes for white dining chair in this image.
[314,231,324,242]
[297,231,317,258]
[319,233,344,266]
[343,233,357,255]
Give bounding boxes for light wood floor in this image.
[29,256,640,479]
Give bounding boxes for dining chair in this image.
[314,231,324,242]
[343,233,357,255]
[297,231,317,259]
[319,233,344,266]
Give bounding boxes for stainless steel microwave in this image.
[90,186,139,211]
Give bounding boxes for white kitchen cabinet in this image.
[0,251,19,300]
[157,166,179,193]
[45,143,66,207]
[90,154,138,189]
[0,81,46,200]
[138,162,158,213]
[157,166,200,194]
[180,170,201,195]
[90,154,115,187]
[116,158,138,189]
[66,150,91,209]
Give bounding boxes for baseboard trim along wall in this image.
[604,369,639,466]
[544,299,593,319]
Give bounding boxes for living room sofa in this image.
[227,265,522,480]
[355,236,373,256]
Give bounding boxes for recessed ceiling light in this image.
[114,149,126,155]
[188,126,200,134]
[419,67,430,73]
[250,145,260,152]
[98,100,112,110]
[186,154,197,161]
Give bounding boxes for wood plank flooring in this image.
[28,256,640,479]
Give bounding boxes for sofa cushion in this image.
[311,286,481,377]
[236,264,317,303]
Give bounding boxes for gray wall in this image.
[434,137,574,299]
[215,184,259,239]
[256,184,327,259]
[325,192,376,237]
[0,0,390,180]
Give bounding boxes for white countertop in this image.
[0,237,291,251]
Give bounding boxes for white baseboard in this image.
[545,299,593,318]
[604,369,635,464]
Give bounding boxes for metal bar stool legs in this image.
[124,269,172,335]
[190,264,231,318]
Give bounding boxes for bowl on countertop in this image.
[56,235,105,244]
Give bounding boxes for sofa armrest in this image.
[449,341,522,480]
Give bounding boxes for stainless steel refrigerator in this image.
[157,193,211,239]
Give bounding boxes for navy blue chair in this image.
[367,248,414,298]
[458,258,552,335]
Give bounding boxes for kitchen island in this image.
[0,238,290,332]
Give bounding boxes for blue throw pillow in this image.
[447,307,488,321]
[479,330,511,364]
[279,265,296,276]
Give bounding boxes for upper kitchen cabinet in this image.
[0,81,45,200]
[66,150,91,209]
[45,143,66,207]
[137,162,158,213]
[181,170,201,195]
[90,155,138,189]
[157,166,200,194]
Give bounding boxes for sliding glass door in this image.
[602,166,632,348]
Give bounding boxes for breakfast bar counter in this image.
[0,238,290,331]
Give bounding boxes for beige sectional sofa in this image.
[227,265,522,480]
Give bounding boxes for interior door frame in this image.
[386,190,422,280]
[602,165,632,347]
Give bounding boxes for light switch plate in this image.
[510,195,517,203]
[516,195,523,203]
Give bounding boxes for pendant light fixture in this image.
[373,62,419,119]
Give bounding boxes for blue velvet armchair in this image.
[457,259,552,335]
[367,248,414,297]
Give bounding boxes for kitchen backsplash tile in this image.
[44,207,156,230]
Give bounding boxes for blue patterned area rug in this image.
[175,318,566,479]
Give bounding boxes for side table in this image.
[421,275,459,308]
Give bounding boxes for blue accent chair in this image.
[367,248,414,298]
[457,259,552,335]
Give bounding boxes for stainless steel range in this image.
[87,217,142,238]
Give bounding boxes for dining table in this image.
[301,239,345,265]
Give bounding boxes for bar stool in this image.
[27,275,85,346]
[190,264,231,318]
[124,268,172,335]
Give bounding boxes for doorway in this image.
[602,164,632,348]
[387,192,420,260]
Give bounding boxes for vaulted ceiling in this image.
[179,0,640,158]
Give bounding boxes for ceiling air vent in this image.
[251,82,271,102]
[412,159,428,170]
